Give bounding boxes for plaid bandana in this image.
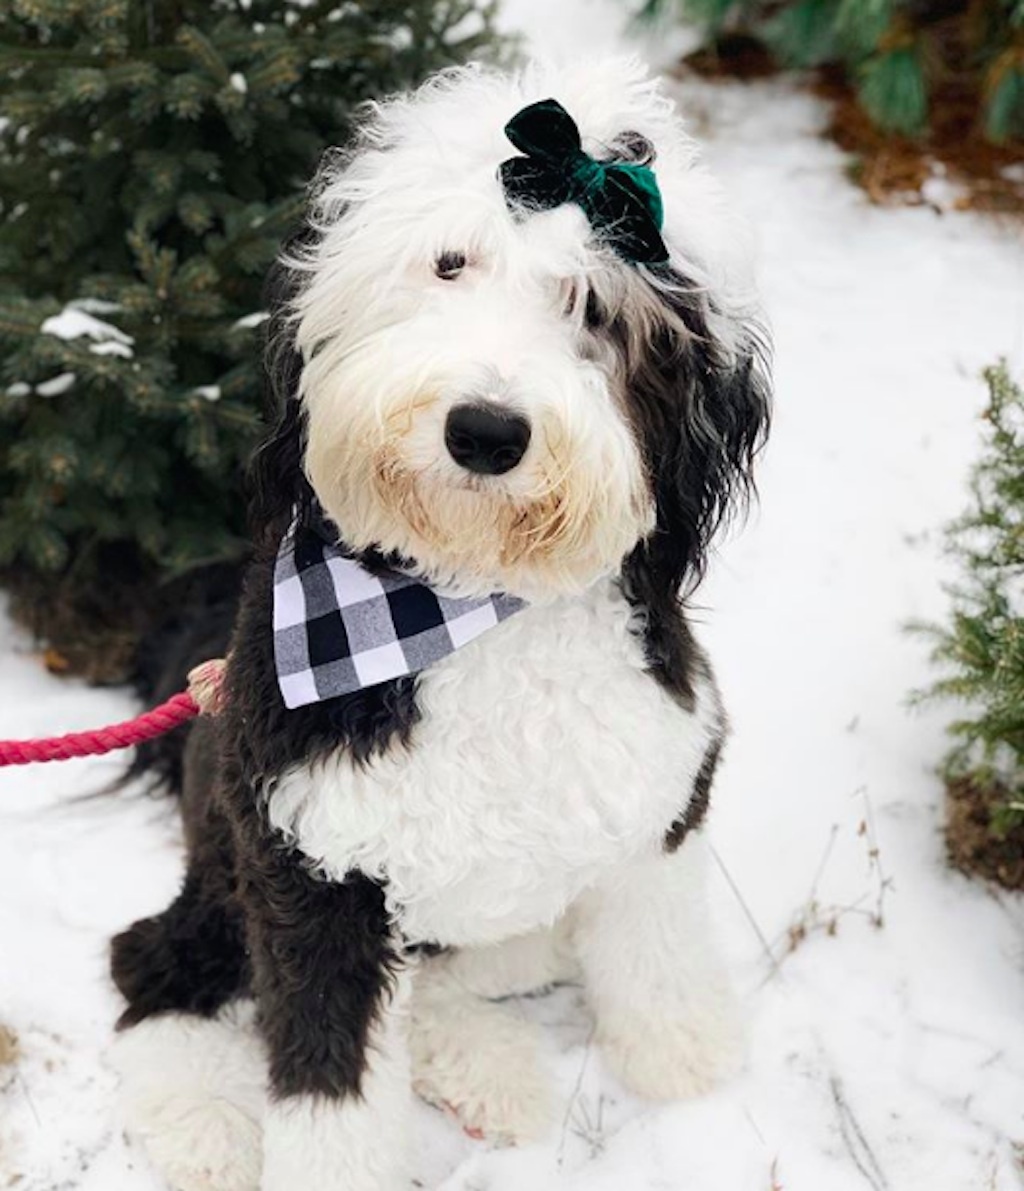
[273,513,526,709]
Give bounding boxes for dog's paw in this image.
[597,1002,744,1102]
[411,1067,552,1148]
[140,1100,262,1191]
[411,1006,553,1143]
[109,1004,265,1191]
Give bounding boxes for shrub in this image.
[915,362,1024,887]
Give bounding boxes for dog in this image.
[108,56,771,1191]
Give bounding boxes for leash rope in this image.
[0,658,226,769]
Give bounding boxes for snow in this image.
[34,371,76,397]
[229,72,248,95]
[3,3,1024,1188]
[41,304,135,360]
[68,298,122,316]
[192,384,221,402]
[41,307,133,347]
[920,165,970,213]
[88,341,134,359]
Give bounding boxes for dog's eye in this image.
[584,290,605,329]
[435,251,467,280]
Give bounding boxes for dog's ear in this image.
[617,265,771,688]
[247,253,314,549]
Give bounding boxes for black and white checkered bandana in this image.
[273,514,526,709]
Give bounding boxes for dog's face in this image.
[272,59,770,602]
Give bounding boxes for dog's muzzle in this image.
[444,403,531,476]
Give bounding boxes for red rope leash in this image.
[0,658,226,769]
[0,692,200,767]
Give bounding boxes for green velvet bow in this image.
[499,98,668,266]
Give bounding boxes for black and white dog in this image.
[109,57,771,1191]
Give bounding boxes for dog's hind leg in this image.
[109,853,259,1191]
[110,866,248,1028]
[110,722,259,1191]
[109,876,262,1191]
[570,834,744,1101]
[410,951,554,1144]
[112,720,249,1027]
[109,1001,265,1191]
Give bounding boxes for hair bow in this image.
[498,98,668,266]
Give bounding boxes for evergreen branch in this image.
[913,361,1024,801]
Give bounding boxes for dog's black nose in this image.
[444,403,531,476]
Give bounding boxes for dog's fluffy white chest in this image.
[268,581,719,946]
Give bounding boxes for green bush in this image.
[635,0,1024,142]
[0,0,501,610]
[916,362,1024,850]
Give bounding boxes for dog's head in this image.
[257,58,771,604]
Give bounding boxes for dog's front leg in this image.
[242,849,411,1191]
[572,834,743,1101]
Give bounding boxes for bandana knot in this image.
[499,98,668,266]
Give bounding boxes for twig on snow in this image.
[557,1020,597,1168]
[568,1093,608,1161]
[708,841,781,980]
[773,789,894,970]
[829,1074,890,1191]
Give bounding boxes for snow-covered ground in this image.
[3,1,1024,1188]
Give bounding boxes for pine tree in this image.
[0,0,501,670]
[915,362,1024,883]
[636,0,1024,142]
